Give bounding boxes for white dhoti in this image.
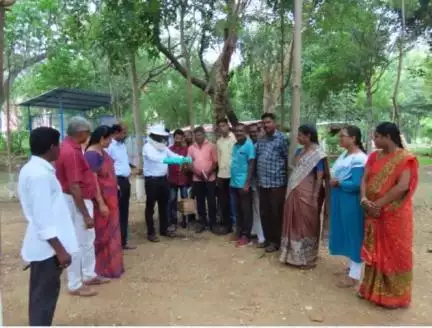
[251,185,265,243]
[64,194,97,291]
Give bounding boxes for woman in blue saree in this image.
[329,126,368,288]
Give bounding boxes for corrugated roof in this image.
[18,88,111,111]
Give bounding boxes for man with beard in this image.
[256,113,289,253]
[107,123,136,250]
[187,126,218,233]
[216,118,236,235]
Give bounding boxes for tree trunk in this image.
[129,53,143,169]
[156,0,244,126]
[288,0,302,169]
[365,75,374,153]
[180,1,195,126]
[6,50,14,198]
[212,32,237,121]
[261,40,293,115]
[0,7,4,104]
[391,0,405,127]
[279,2,286,129]
[263,71,277,113]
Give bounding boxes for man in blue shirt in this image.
[256,113,289,253]
[230,124,256,247]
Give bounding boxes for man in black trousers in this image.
[107,123,136,250]
[18,127,77,326]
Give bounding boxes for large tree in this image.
[156,0,252,124]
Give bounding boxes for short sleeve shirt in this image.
[55,137,97,199]
[230,138,256,188]
[216,133,236,179]
[187,141,217,182]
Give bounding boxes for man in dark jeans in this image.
[143,125,191,242]
[216,118,236,234]
[230,124,256,247]
[187,127,218,233]
[107,123,136,250]
[256,113,289,253]
[18,127,75,326]
[168,129,190,229]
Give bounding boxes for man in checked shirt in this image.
[256,113,289,253]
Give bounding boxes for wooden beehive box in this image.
[178,199,196,215]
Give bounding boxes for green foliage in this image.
[0,130,29,155]
[95,0,161,71]
[324,134,340,155]
[5,0,432,142]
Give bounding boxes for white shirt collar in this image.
[30,155,55,172]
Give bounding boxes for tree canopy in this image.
[3,0,432,144]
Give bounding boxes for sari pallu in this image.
[360,149,418,308]
[92,151,125,279]
[280,146,329,267]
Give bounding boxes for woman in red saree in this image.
[360,122,418,309]
[85,126,125,279]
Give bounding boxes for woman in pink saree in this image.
[280,125,330,269]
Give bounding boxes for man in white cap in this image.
[143,124,191,242]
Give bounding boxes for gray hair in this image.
[66,116,92,136]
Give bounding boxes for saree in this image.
[86,150,125,278]
[280,146,329,267]
[359,149,418,308]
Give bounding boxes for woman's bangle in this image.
[360,198,368,206]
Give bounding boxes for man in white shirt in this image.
[216,118,236,235]
[18,127,78,326]
[107,123,136,250]
[143,124,191,242]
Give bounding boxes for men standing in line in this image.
[107,123,136,250]
[256,113,289,253]
[56,117,110,297]
[187,126,218,233]
[230,124,256,247]
[216,118,236,234]
[143,125,191,242]
[19,127,77,326]
[248,123,265,246]
[168,129,190,229]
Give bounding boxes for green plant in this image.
[325,133,340,155]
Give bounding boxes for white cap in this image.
[148,124,169,136]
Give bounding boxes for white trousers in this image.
[251,188,265,243]
[64,194,97,291]
[348,261,362,281]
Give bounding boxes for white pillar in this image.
[135,175,145,202]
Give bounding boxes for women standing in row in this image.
[359,122,418,309]
[329,126,367,288]
[85,126,124,279]
[280,125,329,269]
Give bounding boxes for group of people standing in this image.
[19,118,135,326]
[159,115,418,311]
[18,112,418,326]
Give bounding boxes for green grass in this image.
[418,155,432,167]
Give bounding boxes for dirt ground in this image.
[1,168,432,326]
